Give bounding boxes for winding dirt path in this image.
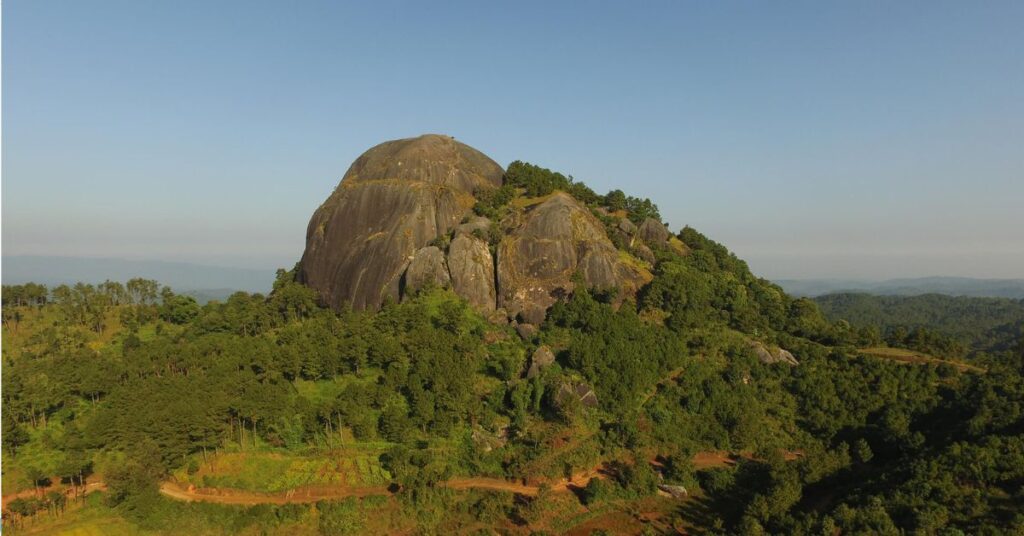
[7,451,797,509]
[156,467,608,505]
[1,482,106,509]
[158,481,389,505]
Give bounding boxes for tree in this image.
[57,452,93,500]
[2,407,29,454]
[126,278,159,306]
[25,466,48,498]
[159,293,200,324]
[45,490,65,516]
[604,189,627,211]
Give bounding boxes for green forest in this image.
[3,162,1023,535]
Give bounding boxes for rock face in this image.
[403,246,450,296]
[497,193,647,324]
[299,134,503,311]
[447,234,496,311]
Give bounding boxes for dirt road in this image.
[1,482,106,509]
[7,451,791,509]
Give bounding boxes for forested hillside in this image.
[815,293,1024,361]
[3,159,1023,535]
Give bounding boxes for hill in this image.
[2,256,274,300]
[815,292,1024,360]
[776,276,1024,299]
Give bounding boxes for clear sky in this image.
[4,1,1022,279]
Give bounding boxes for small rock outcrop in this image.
[299,134,503,311]
[555,381,599,408]
[658,484,689,498]
[749,341,800,366]
[497,193,647,324]
[515,322,538,341]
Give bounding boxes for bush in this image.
[581,476,617,505]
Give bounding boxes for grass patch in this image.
[859,346,985,373]
[293,372,381,406]
[10,493,151,536]
[183,448,393,492]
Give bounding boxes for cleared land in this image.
[858,346,985,373]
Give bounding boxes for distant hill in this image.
[814,292,1024,354]
[775,276,1024,299]
[2,256,275,301]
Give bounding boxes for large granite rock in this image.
[447,234,496,311]
[402,246,450,296]
[301,135,650,321]
[638,217,670,245]
[299,134,503,311]
[617,218,637,236]
[497,193,647,324]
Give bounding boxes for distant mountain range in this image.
[775,276,1024,299]
[2,256,276,302]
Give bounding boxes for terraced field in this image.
[182,449,391,493]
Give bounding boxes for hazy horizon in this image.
[4,1,1022,279]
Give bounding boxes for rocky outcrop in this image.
[402,246,450,296]
[555,381,599,408]
[301,135,650,322]
[749,341,800,366]
[447,234,497,311]
[638,217,670,245]
[658,484,689,498]
[632,243,656,265]
[515,322,538,341]
[497,193,647,324]
[299,134,503,311]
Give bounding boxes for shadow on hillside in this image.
[674,495,722,534]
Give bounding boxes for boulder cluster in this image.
[299,134,667,326]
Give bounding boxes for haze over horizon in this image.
[4,1,1022,279]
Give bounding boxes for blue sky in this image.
[4,1,1022,278]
